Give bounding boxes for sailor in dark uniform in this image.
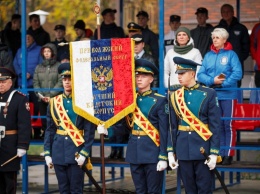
[168,57,221,194]
[0,67,31,194]
[44,63,96,193]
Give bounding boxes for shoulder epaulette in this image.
[154,93,165,97]
[17,91,26,96]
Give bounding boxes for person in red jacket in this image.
[250,22,260,87]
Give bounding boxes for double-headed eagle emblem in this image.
[91,65,113,91]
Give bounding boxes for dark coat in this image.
[93,22,125,39]
[215,17,250,65]
[125,90,168,164]
[169,84,221,160]
[0,88,31,171]
[44,94,96,165]
[27,26,51,46]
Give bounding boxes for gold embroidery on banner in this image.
[91,65,113,91]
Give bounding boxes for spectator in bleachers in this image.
[13,30,42,138]
[164,27,202,89]
[0,14,21,58]
[191,7,213,58]
[33,43,62,138]
[132,34,158,88]
[250,22,260,88]
[215,3,250,87]
[197,28,242,165]
[136,10,159,60]
[0,43,14,72]
[51,25,70,62]
[73,20,93,41]
[127,22,142,38]
[28,14,50,46]
[94,8,125,39]
[164,15,181,54]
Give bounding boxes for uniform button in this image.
[66,110,68,112]
[189,132,191,134]
[137,127,140,129]
[189,92,192,95]
[139,98,142,101]
[67,101,70,103]
[65,137,68,140]
[188,102,190,104]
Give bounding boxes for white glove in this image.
[168,152,179,170]
[45,156,53,169]
[97,124,108,135]
[17,148,26,157]
[156,161,168,171]
[75,154,86,166]
[204,154,217,170]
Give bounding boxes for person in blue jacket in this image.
[197,28,242,165]
[168,57,221,194]
[13,30,42,138]
[44,63,96,193]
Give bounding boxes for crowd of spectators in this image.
[0,4,255,156]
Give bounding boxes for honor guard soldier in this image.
[167,57,221,194]
[98,59,169,193]
[127,22,142,38]
[44,63,96,193]
[0,67,31,193]
[164,15,181,54]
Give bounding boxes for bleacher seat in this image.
[29,102,42,128]
[232,103,260,130]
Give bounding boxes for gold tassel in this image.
[86,157,93,170]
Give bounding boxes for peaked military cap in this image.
[136,10,149,18]
[135,59,158,75]
[0,67,16,80]
[101,8,117,16]
[170,15,181,22]
[173,57,200,74]
[127,22,142,32]
[54,24,66,31]
[132,34,144,44]
[58,63,71,78]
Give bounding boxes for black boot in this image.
[108,148,117,159]
[222,156,233,165]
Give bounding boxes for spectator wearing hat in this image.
[215,3,250,87]
[27,14,50,46]
[98,58,168,194]
[164,27,202,89]
[93,8,125,39]
[0,67,31,194]
[164,15,181,54]
[127,22,142,38]
[74,20,93,41]
[168,56,221,194]
[0,14,21,58]
[191,7,213,57]
[13,31,42,138]
[44,62,96,194]
[51,25,70,62]
[136,10,159,61]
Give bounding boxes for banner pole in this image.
[94,1,105,193]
